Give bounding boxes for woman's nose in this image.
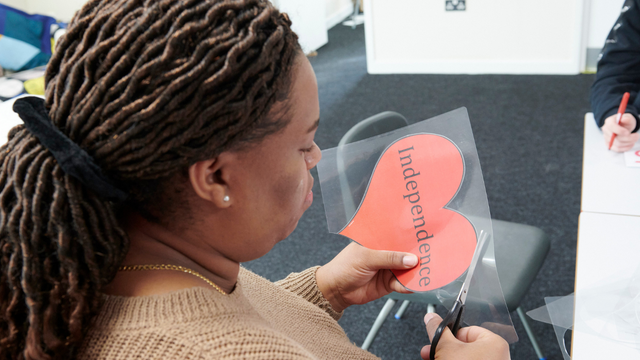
[305,142,322,169]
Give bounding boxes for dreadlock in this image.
[0,0,300,358]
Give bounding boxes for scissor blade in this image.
[458,230,490,304]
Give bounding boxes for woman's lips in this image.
[304,177,314,205]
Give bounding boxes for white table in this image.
[572,212,640,358]
[572,114,640,358]
[581,113,640,217]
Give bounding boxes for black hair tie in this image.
[12,97,128,202]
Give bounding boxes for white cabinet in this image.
[363,0,587,74]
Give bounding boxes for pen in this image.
[608,92,631,150]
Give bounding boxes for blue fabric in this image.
[0,8,5,34]
[0,3,59,71]
[0,3,56,55]
[0,35,40,70]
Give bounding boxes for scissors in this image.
[429,231,489,360]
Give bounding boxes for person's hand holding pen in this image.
[602,113,639,152]
[420,313,510,360]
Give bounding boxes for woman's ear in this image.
[188,156,232,208]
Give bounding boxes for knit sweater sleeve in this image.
[590,0,640,132]
[275,266,343,321]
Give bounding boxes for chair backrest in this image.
[338,111,409,147]
[336,111,409,223]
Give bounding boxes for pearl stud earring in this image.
[223,195,230,202]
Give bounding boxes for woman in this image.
[0,0,509,359]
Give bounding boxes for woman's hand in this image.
[602,113,639,152]
[315,242,418,313]
[420,313,510,360]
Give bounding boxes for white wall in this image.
[2,0,87,21]
[1,0,26,12]
[273,0,329,53]
[364,0,585,74]
[325,0,353,29]
[26,0,88,22]
[587,0,626,48]
[5,0,345,31]
[4,0,332,53]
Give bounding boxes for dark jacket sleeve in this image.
[590,0,640,132]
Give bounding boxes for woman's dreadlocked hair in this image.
[0,0,300,358]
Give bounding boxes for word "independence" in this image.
[399,146,434,288]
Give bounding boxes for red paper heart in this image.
[339,134,476,292]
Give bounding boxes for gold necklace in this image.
[118,264,227,295]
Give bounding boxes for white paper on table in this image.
[624,143,640,168]
[8,68,46,81]
[0,78,24,99]
[582,115,640,216]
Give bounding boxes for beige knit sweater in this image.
[78,266,380,359]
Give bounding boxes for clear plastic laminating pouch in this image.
[317,108,517,343]
[527,262,640,358]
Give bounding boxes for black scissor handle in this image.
[429,301,465,360]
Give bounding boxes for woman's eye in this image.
[301,143,315,153]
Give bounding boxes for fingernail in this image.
[403,254,418,267]
[424,313,436,326]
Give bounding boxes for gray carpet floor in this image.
[245,24,593,360]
